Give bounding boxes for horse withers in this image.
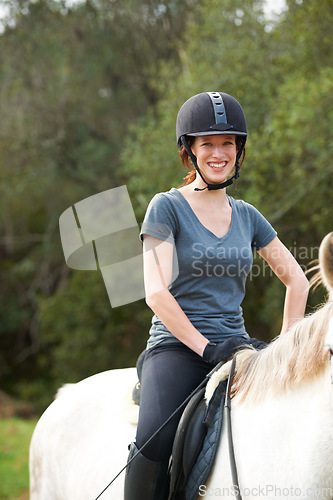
[29,233,333,500]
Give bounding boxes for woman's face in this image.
[191,134,237,185]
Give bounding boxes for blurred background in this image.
[0,0,332,495]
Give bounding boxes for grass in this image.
[0,417,37,500]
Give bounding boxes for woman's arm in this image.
[257,236,309,335]
[143,235,209,356]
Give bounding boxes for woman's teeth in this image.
[208,162,227,170]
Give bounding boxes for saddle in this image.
[132,351,227,500]
[168,379,226,500]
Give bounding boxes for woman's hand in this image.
[202,337,249,365]
[202,336,267,365]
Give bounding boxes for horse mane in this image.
[231,300,333,405]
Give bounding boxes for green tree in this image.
[0,0,198,406]
[245,0,333,330]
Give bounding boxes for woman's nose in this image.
[212,146,224,158]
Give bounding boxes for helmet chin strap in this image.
[181,136,240,192]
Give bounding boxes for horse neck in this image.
[237,363,333,440]
[287,365,332,416]
[234,359,332,418]
[213,366,333,493]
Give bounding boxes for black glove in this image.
[249,338,267,350]
[202,336,251,365]
[203,336,268,366]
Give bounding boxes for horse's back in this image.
[29,367,138,500]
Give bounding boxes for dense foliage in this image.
[0,0,332,410]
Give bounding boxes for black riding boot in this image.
[124,442,169,500]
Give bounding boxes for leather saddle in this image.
[168,386,207,499]
[168,380,226,500]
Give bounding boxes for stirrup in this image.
[124,442,169,500]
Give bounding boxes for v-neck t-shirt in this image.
[140,188,277,349]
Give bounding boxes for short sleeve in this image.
[248,204,277,251]
[140,193,178,244]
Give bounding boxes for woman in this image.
[124,92,309,499]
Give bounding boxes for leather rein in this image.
[225,355,243,500]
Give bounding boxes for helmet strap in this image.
[181,136,240,192]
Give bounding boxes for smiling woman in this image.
[190,135,238,186]
[177,92,247,192]
[179,135,246,187]
[118,91,310,499]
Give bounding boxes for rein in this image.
[92,360,225,500]
[225,355,243,500]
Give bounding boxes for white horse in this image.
[30,233,333,500]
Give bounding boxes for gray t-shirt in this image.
[140,188,277,349]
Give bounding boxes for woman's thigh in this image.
[135,343,211,461]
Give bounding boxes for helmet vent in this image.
[207,92,227,125]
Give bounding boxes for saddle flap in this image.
[169,379,227,500]
[182,398,207,476]
[168,387,206,498]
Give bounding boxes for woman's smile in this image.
[208,160,229,171]
[191,134,237,184]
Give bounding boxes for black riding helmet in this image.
[176,92,247,191]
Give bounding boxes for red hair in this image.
[178,136,246,187]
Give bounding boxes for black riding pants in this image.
[135,343,212,462]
